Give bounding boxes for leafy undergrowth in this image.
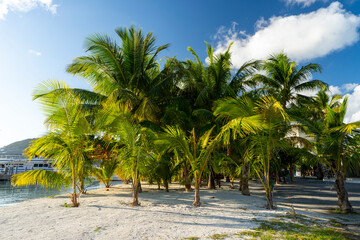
[202,213,358,240]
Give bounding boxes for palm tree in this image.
[290,88,342,180]
[254,53,326,108]
[179,42,259,189]
[214,95,261,195]
[67,26,177,123]
[89,136,121,188]
[215,95,289,209]
[12,81,92,207]
[95,101,150,206]
[321,96,360,212]
[156,126,217,206]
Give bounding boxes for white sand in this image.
[0,183,287,240]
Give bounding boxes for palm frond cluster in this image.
[12,27,360,212]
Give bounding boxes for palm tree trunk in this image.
[265,188,274,209]
[334,171,352,212]
[138,179,142,193]
[184,163,192,192]
[78,175,86,194]
[240,163,250,195]
[71,177,79,207]
[164,180,169,192]
[276,170,280,184]
[131,170,140,206]
[193,180,201,207]
[207,167,215,189]
[290,164,294,182]
[316,164,324,180]
[231,177,234,189]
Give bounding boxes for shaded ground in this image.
[273,178,360,213]
[246,177,360,234]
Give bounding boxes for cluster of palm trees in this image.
[12,27,360,212]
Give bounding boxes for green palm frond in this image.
[11,169,70,190]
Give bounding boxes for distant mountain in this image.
[0,138,37,155]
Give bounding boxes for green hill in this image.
[0,138,37,155]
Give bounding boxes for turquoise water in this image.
[0,180,122,207]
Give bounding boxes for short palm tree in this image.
[12,81,92,207]
[215,95,289,209]
[156,126,217,206]
[95,101,150,206]
[89,136,121,188]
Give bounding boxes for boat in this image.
[0,155,53,180]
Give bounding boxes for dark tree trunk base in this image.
[208,169,216,189]
[240,163,250,195]
[334,171,353,213]
[193,185,201,207]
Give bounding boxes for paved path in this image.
[273,178,360,213]
[246,177,360,233]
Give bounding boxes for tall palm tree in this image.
[254,53,326,108]
[179,42,259,189]
[12,81,92,207]
[67,26,177,123]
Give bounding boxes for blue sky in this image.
[0,0,360,147]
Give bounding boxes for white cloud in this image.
[328,85,341,95]
[0,0,58,20]
[28,49,41,56]
[345,85,360,123]
[213,2,360,68]
[283,0,327,7]
[342,83,359,92]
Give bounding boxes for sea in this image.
[0,180,122,207]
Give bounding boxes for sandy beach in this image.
[1,181,358,240]
[0,182,290,240]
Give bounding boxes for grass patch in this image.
[329,209,360,215]
[215,214,357,240]
[209,233,229,239]
[329,219,344,227]
[46,195,56,198]
[183,237,199,240]
[94,226,101,232]
[236,218,355,240]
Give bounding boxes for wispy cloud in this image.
[0,0,58,20]
[28,49,41,56]
[213,2,360,69]
[282,0,327,7]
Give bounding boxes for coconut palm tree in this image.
[320,96,360,212]
[215,95,289,209]
[156,126,217,206]
[67,26,178,123]
[95,100,151,206]
[254,53,326,108]
[12,81,92,207]
[179,43,259,188]
[89,136,121,188]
